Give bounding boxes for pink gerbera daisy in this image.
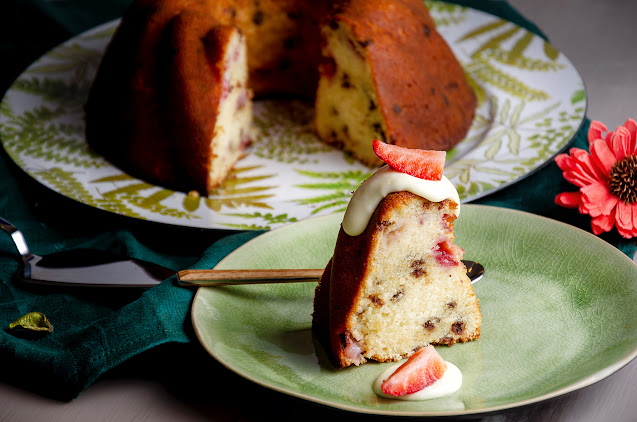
[555,119,637,239]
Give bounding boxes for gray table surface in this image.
[1,1,636,421]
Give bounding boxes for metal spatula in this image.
[0,216,175,287]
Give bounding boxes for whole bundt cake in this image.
[85,0,476,194]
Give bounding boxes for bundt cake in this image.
[312,144,481,368]
[85,0,476,194]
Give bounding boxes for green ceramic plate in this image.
[0,2,586,231]
[192,205,637,416]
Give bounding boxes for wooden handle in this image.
[177,268,324,287]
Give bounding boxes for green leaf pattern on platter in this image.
[0,2,586,230]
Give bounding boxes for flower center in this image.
[609,155,637,204]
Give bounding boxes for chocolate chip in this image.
[451,321,465,335]
[369,100,377,111]
[358,39,372,48]
[376,220,394,230]
[341,73,352,88]
[252,10,264,25]
[369,295,384,307]
[411,267,425,278]
[423,320,435,331]
[372,123,387,142]
[447,301,457,309]
[391,291,404,302]
[329,20,339,30]
[411,259,426,268]
[410,259,426,278]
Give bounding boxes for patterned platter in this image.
[0,1,586,230]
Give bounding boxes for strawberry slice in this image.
[372,139,446,181]
[381,345,447,396]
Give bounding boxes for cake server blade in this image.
[23,249,175,287]
[1,217,175,288]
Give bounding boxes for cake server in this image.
[1,216,484,288]
[0,216,175,287]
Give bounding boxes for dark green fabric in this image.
[0,0,634,401]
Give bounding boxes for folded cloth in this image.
[0,0,634,401]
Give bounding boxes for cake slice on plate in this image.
[312,140,481,368]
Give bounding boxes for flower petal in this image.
[589,139,617,175]
[555,153,577,171]
[568,149,607,186]
[616,201,634,230]
[581,182,618,217]
[622,118,637,154]
[610,126,632,160]
[588,120,607,145]
[591,214,615,235]
[555,191,582,208]
[613,202,636,239]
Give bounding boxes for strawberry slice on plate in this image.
[381,345,447,397]
[372,139,446,181]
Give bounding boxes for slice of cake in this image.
[85,5,254,195]
[312,141,481,368]
[163,13,254,194]
[313,0,477,166]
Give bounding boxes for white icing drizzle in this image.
[373,361,463,401]
[342,166,460,236]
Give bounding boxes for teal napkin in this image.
[0,0,634,401]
